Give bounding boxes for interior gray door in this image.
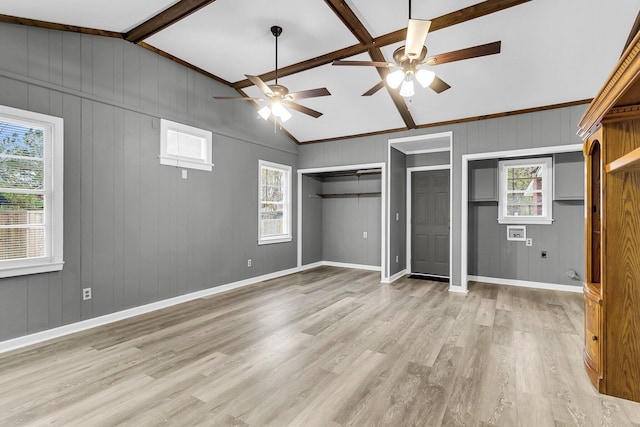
[411,169,450,276]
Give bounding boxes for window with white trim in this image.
[0,105,64,278]
[498,157,553,224]
[160,119,213,171]
[258,160,291,245]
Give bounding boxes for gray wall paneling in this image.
[468,201,584,286]
[301,176,323,265]
[0,22,298,342]
[406,151,450,168]
[299,104,587,289]
[389,148,406,276]
[320,175,381,267]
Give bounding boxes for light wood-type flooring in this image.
[1,266,640,426]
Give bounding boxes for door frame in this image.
[297,162,387,281]
[387,131,452,287]
[406,165,452,279]
[460,143,583,292]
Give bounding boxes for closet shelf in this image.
[307,169,381,179]
[317,192,381,198]
[606,146,640,173]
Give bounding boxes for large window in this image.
[0,105,63,278]
[258,160,291,245]
[498,157,553,224]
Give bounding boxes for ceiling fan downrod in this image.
[271,25,282,85]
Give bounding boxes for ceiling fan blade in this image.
[429,75,451,94]
[286,102,323,118]
[213,96,263,101]
[245,74,273,97]
[426,41,501,66]
[405,19,431,59]
[332,60,394,68]
[288,87,331,100]
[362,81,386,96]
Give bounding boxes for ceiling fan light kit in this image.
[415,69,436,87]
[213,25,330,125]
[386,70,405,89]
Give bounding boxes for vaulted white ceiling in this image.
[1,0,639,143]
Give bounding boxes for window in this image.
[0,105,64,278]
[258,160,292,244]
[498,157,553,224]
[160,119,213,171]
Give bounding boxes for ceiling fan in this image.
[332,0,501,98]
[214,26,331,122]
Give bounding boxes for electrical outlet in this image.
[526,238,533,246]
[541,251,547,259]
[396,213,399,221]
[247,259,252,267]
[363,231,367,238]
[82,288,92,301]
[395,255,399,263]
[181,169,188,179]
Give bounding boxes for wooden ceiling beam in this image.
[125,0,218,43]
[0,14,122,38]
[368,48,415,129]
[233,0,531,89]
[323,0,373,45]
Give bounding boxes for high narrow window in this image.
[160,119,212,171]
[498,157,553,224]
[258,160,291,244]
[0,105,64,278]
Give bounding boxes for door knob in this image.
[592,335,598,341]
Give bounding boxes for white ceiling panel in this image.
[0,0,180,32]
[146,0,359,83]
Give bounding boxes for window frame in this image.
[498,157,553,225]
[258,160,292,245]
[0,105,64,278]
[160,119,213,171]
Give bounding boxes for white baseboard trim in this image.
[297,261,324,271]
[381,269,407,284]
[0,261,388,354]
[448,286,469,295]
[468,275,582,293]
[0,264,309,355]
[321,261,381,271]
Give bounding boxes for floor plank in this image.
[0,267,638,426]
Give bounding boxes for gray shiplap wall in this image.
[0,23,297,341]
[298,105,587,289]
[389,148,406,276]
[321,175,381,267]
[301,175,323,265]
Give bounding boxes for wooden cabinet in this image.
[579,29,640,403]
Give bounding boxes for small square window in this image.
[498,157,553,224]
[160,119,212,171]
